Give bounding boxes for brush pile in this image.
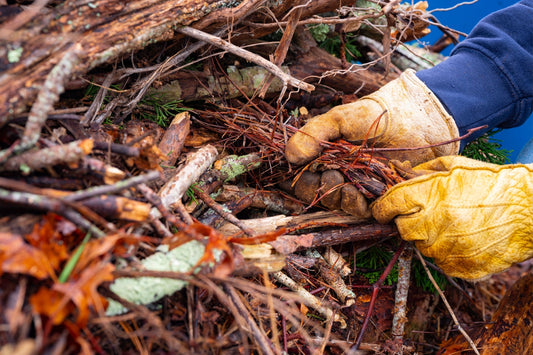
[0,1,520,354]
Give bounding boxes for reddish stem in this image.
[352,240,407,350]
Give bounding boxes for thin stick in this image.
[176,26,314,93]
[0,187,105,238]
[258,0,303,98]
[392,244,413,341]
[242,12,381,29]
[158,144,218,211]
[193,185,255,236]
[137,183,187,229]
[414,248,480,355]
[358,125,487,153]
[271,271,346,328]
[353,240,406,350]
[224,284,276,355]
[65,170,161,202]
[0,44,84,161]
[1,139,93,173]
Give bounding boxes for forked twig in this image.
[414,248,480,355]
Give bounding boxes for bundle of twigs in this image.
[194,104,407,200]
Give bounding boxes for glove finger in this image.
[293,171,321,204]
[285,100,385,165]
[371,177,433,224]
[319,170,344,210]
[413,155,499,174]
[341,184,371,219]
[285,113,342,165]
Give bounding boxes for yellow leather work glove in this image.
[285,69,460,166]
[372,156,533,280]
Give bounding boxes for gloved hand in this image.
[372,155,533,280]
[292,170,371,219]
[285,69,460,166]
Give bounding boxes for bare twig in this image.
[272,271,346,328]
[80,157,126,185]
[414,248,480,355]
[216,185,304,215]
[258,0,304,98]
[192,185,255,236]
[158,144,218,211]
[242,11,381,29]
[1,139,93,173]
[392,244,413,342]
[218,211,372,236]
[355,125,488,153]
[64,170,161,202]
[137,183,188,229]
[317,258,356,306]
[176,26,315,92]
[0,188,105,238]
[429,0,478,14]
[0,44,85,162]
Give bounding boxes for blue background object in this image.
[423,0,532,162]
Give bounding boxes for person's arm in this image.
[417,0,533,146]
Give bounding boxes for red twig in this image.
[359,125,488,153]
[352,240,407,351]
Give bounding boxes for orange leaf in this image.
[31,261,115,327]
[187,223,235,277]
[30,288,73,325]
[53,261,114,326]
[26,214,72,271]
[72,233,141,276]
[0,233,57,279]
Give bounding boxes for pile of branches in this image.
[1,1,517,354]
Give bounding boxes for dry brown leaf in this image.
[53,261,114,326]
[31,261,114,327]
[0,233,57,280]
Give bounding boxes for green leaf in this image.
[59,232,91,283]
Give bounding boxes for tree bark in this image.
[439,273,533,354]
[0,0,256,121]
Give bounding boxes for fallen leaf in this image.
[72,233,141,276]
[31,261,114,326]
[54,261,114,326]
[30,288,73,325]
[0,233,57,280]
[26,214,70,272]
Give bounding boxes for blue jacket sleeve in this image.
[416,0,533,145]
